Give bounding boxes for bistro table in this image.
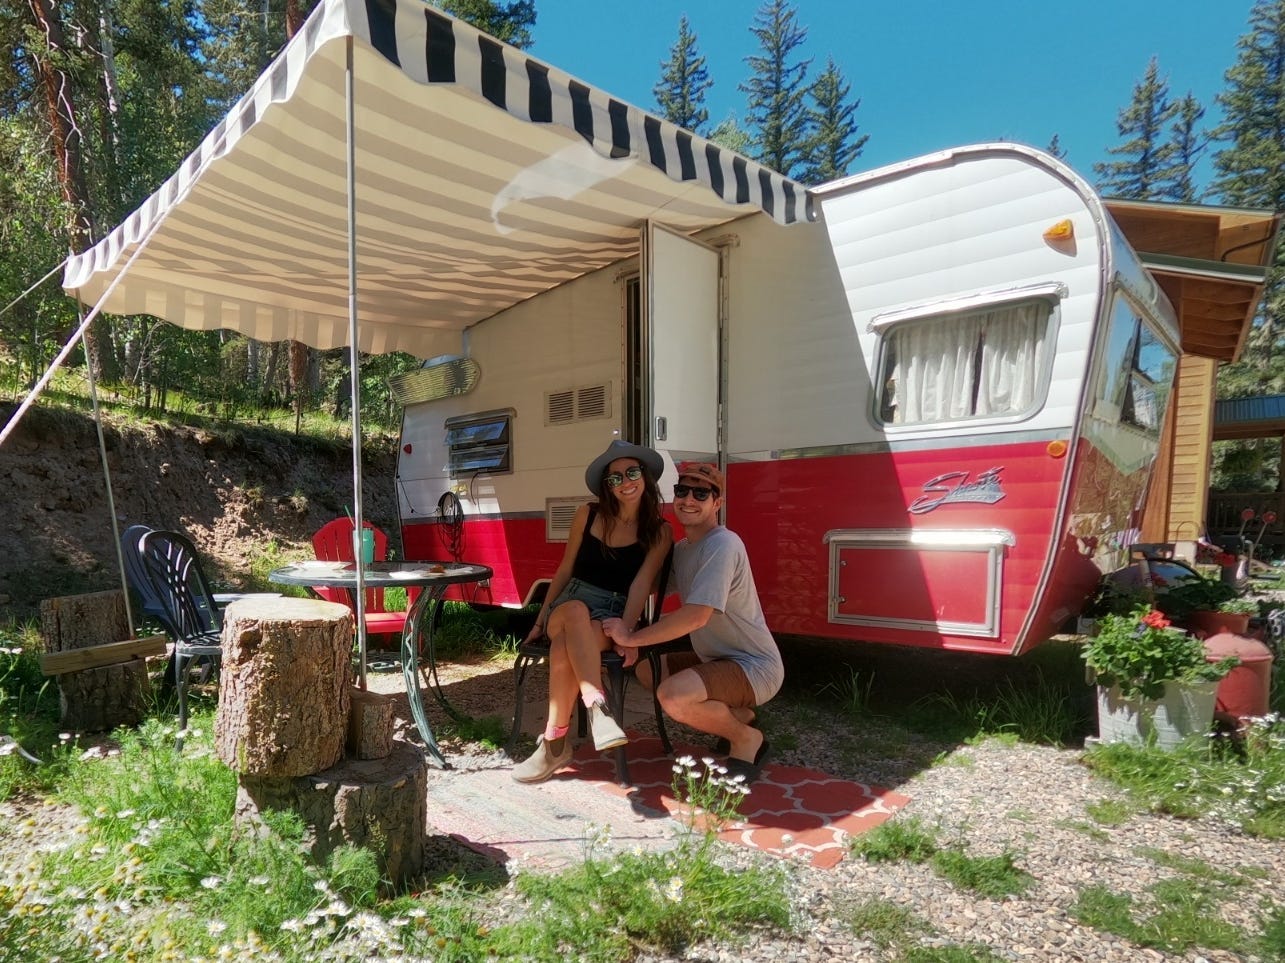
[268,559,492,768]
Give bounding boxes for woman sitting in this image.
[512,440,672,784]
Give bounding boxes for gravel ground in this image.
[3,636,1283,962]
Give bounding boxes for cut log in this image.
[39,590,150,731]
[216,597,353,777]
[234,740,428,884]
[347,687,396,760]
[41,635,167,676]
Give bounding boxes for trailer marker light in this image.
[403,444,413,454]
[1047,440,1068,458]
[1043,219,1074,241]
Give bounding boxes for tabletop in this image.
[268,560,492,588]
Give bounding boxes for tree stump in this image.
[216,597,353,777]
[40,590,149,731]
[235,740,427,883]
[347,687,395,760]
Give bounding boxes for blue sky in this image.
[528,1,1257,189]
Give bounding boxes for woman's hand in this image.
[614,643,639,668]
[525,618,547,643]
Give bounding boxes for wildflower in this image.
[664,877,684,903]
[207,921,227,937]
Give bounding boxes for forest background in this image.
[1,0,1284,491]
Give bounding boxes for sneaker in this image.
[587,700,628,751]
[511,735,573,784]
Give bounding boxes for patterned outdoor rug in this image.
[567,736,911,869]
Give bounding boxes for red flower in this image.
[1140,609,1170,629]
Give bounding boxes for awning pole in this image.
[345,34,369,689]
[78,304,135,636]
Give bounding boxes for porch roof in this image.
[1213,394,1285,441]
[1104,198,1282,363]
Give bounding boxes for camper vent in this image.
[546,383,611,426]
[546,497,594,542]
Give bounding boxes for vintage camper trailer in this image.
[395,143,1179,656]
[55,2,1215,658]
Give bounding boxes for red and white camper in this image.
[396,143,1179,655]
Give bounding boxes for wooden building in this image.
[1109,199,1283,557]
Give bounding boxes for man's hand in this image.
[601,617,629,643]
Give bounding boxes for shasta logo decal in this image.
[909,468,1006,515]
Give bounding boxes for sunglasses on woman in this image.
[604,465,645,488]
[673,484,715,502]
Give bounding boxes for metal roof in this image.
[1213,394,1285,439]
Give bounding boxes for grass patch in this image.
[850,815,938,863]
[1084,797,1135,826]
[0,622,63,801]
[909,671,1090,748]
[846,898,929,949]
[900,947,1008,963]
[1083,717,1285,837]
[1071,881,1245,955]
[929,848,1033,899]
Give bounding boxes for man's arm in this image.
[603,603,713,648]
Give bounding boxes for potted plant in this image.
[1155,576,1253,635]
[1081,606,1237,748]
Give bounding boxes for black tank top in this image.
[571,505,646,595]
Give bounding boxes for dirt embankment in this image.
[0,403,399,620]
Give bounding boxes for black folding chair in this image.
[129,529,223,747]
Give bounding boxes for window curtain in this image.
[975,303,1048,416]
[891,315,984,423]
[887,300,1048,424]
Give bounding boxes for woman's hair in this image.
[597,459,666,549]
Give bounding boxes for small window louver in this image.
[546,390,575,425]
[577,384,608,419]
[546,383,610,425]
[546,497,593,542]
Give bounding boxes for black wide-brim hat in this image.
[584,440,664,496]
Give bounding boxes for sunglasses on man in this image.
[604,465,645,488]
[673,484,716,502]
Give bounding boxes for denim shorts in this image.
[549,578,628,622]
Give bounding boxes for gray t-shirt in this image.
[672,526,784,705]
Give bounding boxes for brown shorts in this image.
[663,651,757,709]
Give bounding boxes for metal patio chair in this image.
[130,528,224,748]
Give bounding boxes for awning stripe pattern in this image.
[70,0,804,298]
[62,0,810,357]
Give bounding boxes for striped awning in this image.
[62,0,811,358]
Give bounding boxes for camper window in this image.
[1097,298,1174,432]
[445,409,514,475]
[877,299,1052,426]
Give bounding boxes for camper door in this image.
[643,222,722,464]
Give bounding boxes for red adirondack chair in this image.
[310,518,411,640]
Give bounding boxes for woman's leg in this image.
[546,599,610,705]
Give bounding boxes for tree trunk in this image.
[26,0,119,384]
[235,742,427,885]
[39,590,150,731]
[215,597,353,777]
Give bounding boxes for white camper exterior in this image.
[393,143,1179,655]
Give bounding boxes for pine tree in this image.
[1212,0,1285,393]
[1093,57,1179,199]
[797,56,866,185]
[1166,93,1206,203]
[740,0,812,178]
[1046,134,1067,160]
[708,112,753,154]
[653,15,712,133]
[438,0,537,48]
